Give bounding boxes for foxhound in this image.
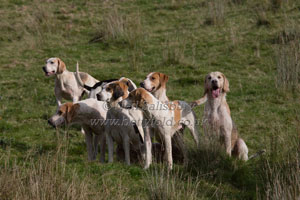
[120,88,186,170]
[140,72,202,163]
[98,80,145,166]
[194,72,249,160]
[48,98,107,162]
[42,58,99,109]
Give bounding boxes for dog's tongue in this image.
[212,88,220,98]
[45,72,54,76]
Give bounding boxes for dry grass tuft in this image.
[0,139,130,200]
[162,34,187,66]
[255,9,271,27]
[146,166,204,200]
[274,41,300,91]
[204,0,226,25]
[90,7,145,47]
[89,7,126,43]
[270,0,283,9]
[257,128,300,199]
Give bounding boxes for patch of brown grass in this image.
[0,142,130,200]
[204,0,226,25]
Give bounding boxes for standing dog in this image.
[193,72,248,160]
[42,58,99,109]
[120,88,185,170]
[98,80,145,165]
[48,98,107,162]
[140,72,201,163]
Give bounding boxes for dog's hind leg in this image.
[184,112,200,146]
[164,134,173,170]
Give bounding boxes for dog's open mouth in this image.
[45,71,55,76]
[146,86,155,92]
[212,88,220,98]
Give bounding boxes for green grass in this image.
[0,0,299,199]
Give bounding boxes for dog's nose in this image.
[212,80,217,84]
[140,82,144,88]
[96,94,101,101]
[48,119,55,128]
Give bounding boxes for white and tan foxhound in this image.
[48,98,107,162]
[98,80,145,166]
[140,72,203,163]
[42,58,99,109]
[120,88,186,170]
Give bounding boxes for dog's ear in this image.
[66,103,80,123]
[222,73,230,93]
[204,74,210,95]
[57,58,66,74]
[159,73,169,87]
[113,84,124,100]
[119,78,135,92]
[126,80,135,92]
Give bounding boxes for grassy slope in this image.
[0,0,299,199]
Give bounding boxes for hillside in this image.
[0,0,299,199]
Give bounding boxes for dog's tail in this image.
[76,62,102,91]
[189,94,207,108]
[248,149,266,160]
[75,62,85,88]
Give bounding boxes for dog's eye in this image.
[151,77,155,80]
[208,76,211,80]
[58,111,63,115]
[50,61,54,64]
[106,87,111,92]
[218,76,221,79]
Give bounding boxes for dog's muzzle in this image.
[119,101,131,109]
[140,82,145,88]
[48,119,56,128]
[96,94,101,101]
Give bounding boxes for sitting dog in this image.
[98,80,145,165]
[48,98,107,162]
[120,88,187,170]
[194,72,249,160]
[42,58,99,109]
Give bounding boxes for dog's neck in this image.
[55,69,69,78]
[152,88,169,103]
[206,91,227,112]
[108,98,123,109]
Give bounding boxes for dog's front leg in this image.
[72,96,79,103]
[106,131,114,163]
[164,133,173,170]
[143,124,152,169]
[98,133,106,163]
[221,125,232,157]
[56,98,62,110]
[84,127,95,161]
[122,134,131,165]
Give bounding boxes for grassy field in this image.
[0,0,299,199]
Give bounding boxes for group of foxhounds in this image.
[43,57,263,170]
